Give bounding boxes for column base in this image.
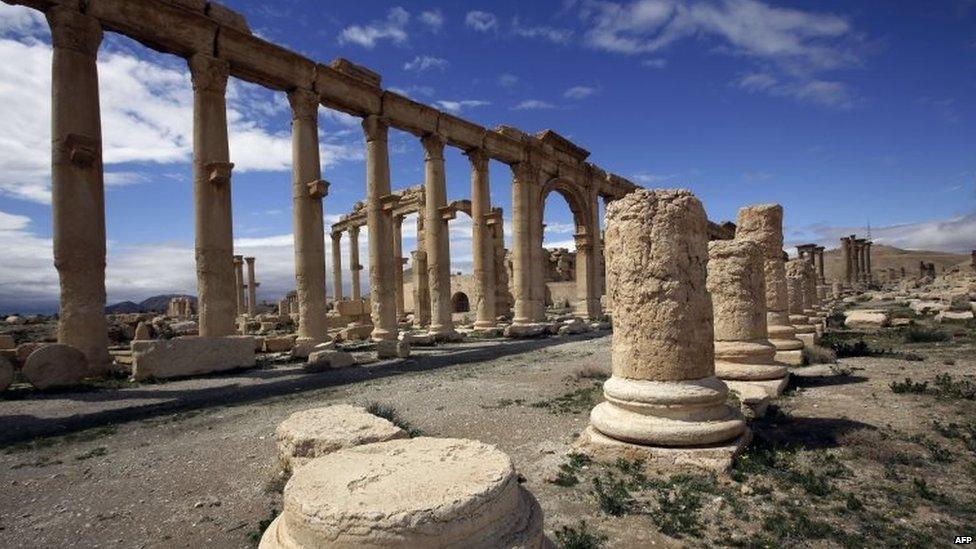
[575,425,751,474]
[774,349,804,366]
[473,319,497,329]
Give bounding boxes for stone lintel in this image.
[536,129,590,161]
[438,111,486,151]
[379,193,400,211]
[382,91,438,136]
[329,58,381,87]
[484,130,524,164]
[87,0,217,58]
[315,63,382,117]
[217,26,314,91]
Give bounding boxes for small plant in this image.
[647,475,712,537]
[890,378,928,394]
[74,446,107,461]
[932,373,976,401]
[550,453,592,487]
[911,477,942,501]
[901,352,925,362]
[530,382,603,414]
[365,402,423,436]
[903,325,950,343]
[591,473,634,516]
[553,520,608,549]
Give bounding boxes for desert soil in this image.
[1,311,975,548]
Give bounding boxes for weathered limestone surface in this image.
[133,322,151,341]
[735,204,804,365]
[422,134,457,339]
[22,343,88,390]
[706,240,788,387]
[274,404,408,470]
[0,355,14,391]
[844,310,890,330]
[363,115,397,343]
[305,349,356,371]
[0,335,15,350]
[47,7,112,373]
[579,189,746,471]
[259,437,547,548]
[786,259,818,347]
[131,336,255,381]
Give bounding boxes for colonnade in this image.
[841,235,873,285]
[796,244,826,285]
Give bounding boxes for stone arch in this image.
[451,291,470,313]
[539,177,591,235]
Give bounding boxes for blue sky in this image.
[0,0,974,312]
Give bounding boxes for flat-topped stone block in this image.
[131,336,254,381]
[260,437,548,548]
[275,404,408,470]
[22,344,88,390]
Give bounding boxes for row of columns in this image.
[796,244,826,285]
[841,235,872,285]
[232,255,258,317]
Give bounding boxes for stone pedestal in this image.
[288,88,329,343]
[707,240,788,398]
[735,204,804,366]
[190,53,237,338]
[259,438,547,548]
[47,7,112,373]
[577,189,747,473]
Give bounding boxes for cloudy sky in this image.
[0,0,974,312]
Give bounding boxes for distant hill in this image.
[105,294,196,314]
[821,244,969,282]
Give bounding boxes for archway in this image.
[538,177,599,319]
[451,291,470,313]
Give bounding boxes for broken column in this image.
[422,133,458,340]
[707,239,789,399]
[259,437,547,548]
[785,259,818,347]
[47,6,112,373]
[245,257,257,317]
[234,255,246,316]
[189,53,236,337]
[288,88,329,344]
[330,232,343,301]
[735,205,804,365]
[577,189,747,471]
[412,213,431,327]
[348,225,362,301]
[363,115,397,347]
[467,148,496,329]
[802,258,826,335]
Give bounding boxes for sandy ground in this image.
[1,315,975,548]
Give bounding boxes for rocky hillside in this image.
[105,294,196,314]
[821,244,969,282]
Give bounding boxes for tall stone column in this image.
[331,232,344,301]
[413,214,431,327]
[707,240,788,396]
[510,162,534,325]
[393,215,407,322]
[245,257,257,316]
[349,226,362,300]
[579,189,746,465]
[422,133,456,339]
[467,148,496,329]
[363,116,397,343]
[785,259,817,347]
[735,204,804,365]
[47,7,111,372]
[841,237,852,285]
[815,246,826,284]
[489,210,512,319]
[865,241,873,284]
[233,255,246,316]
[802,258,825,335]
[288,88,329,343]
[530,196,546,321]
[189,53,236,337]
[589,190,604,319]
[573,233,595,319]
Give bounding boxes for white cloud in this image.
[338,7,410,49]
[735,72,855,109]
[564,85,599,99]
[0,3,46,37]
[419,9,444,32]
[513,99,557,110]
[465,11,499,32]
[632,172,677,184]
[497,73,519,87]
[403,55,449,72]
[511,17,574,44]
[435,99,491,113]
[802,213,976,254]
[387,85,436,99]
[642,57,668,68]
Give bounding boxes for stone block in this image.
[844,310,890,330]
[274,404,408,470]
[504,323,548,339]
[87,0,217,58]
[131,336,255,381]
[22,343,88,390]
[382,92,438,136]
[206,1,249,32]
[376,339,409,359]
[0,334,15,350]
[0,355,13,391]
[315,63,382,117]
[936,310,974,323]
[217,26,314,90]
[305,349,356,372]
[263,336,295,353]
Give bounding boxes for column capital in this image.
[47,7,102,56]
[287,88,320,121]
[510,160,538,184]
[465,147,489,171]
[331,231,343,242]
[349,225,361,238]
[421,133,446,160]
[244,256,255,264]
[188,54,230,94]
[362,115,389,143]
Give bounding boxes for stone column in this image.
[707,239,788,396]
[413,214,431,327]
[288,88,329,343]
[589,190,604,319]
[510,163,532,324]
[47,7,111,372]
[785,259,817,347]
[245,257,257,316]
[393,215,407,322]
[489,210,512,319]
[865,241,873,284]
[579,189,745,462]
[331,232,344,302]
[803,258,825,335]
[841,237,852,284]
[735,204,804,365]
[363,116,397,343]
[530,196,546,321]
[467,148,496,329]
[349,226,362,300]
[189,53,236,337]
[573,232,595,319]
[422,133,456,339]
[815,246,826,284]
[233,255,246,316]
